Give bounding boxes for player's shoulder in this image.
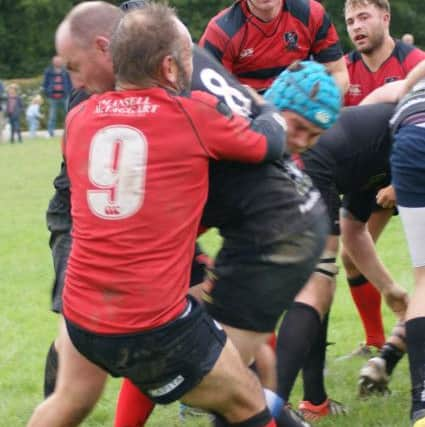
[68,89,90,112]
[180,90,221,109]
[393,40,425,64]
[65,93,102,128]
[308,0,327,17]
[343,102,395,119]
[345,50,362,66]
[283,0,313,27]
[178,91,234,119]
[207,1,247,39]
[338,103,394,138]
[65,99,86,126]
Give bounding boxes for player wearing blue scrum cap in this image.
[264,60,341,154]
[273,99,408,420]
[264,61,341,130]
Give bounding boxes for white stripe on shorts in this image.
[398,206,425,268]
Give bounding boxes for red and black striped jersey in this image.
[344,40,425,106]
[199,0,343,92]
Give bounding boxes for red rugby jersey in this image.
[199,0,342,92]
[344,40,425,106]
[63,88,276,334]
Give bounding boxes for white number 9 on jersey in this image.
[87,125,147,220]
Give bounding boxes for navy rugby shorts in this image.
[392,125,425,208]
[66,296,226,404]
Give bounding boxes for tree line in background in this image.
[0,0,423,79]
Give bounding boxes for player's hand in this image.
[382,283,409,320]
[376,185,396,209]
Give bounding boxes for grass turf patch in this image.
[0,137,413,426]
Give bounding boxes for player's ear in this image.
[95,36,110,54]
[161,55,179,86]
[383,11,390,26]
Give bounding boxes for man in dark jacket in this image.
[42,56,72,137]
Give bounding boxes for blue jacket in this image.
[6,95,24,119]
[42,66,72,99]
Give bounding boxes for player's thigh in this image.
[220,324,271,365]
[57,322,107,407]
[181,337,265,421]
[367,208,394,241]
[392,125,425,267]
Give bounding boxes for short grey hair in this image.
[111,3,183,87]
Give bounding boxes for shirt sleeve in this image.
[403,48,425,72]
[183,91,285,163]
[199,19,235,74]
[309,0,343,63]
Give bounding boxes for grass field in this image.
[0,137,414,426]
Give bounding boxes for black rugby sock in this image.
[214,414,228,427]
[275,405,309,427]
[43,341,58,398]
[380,343,404,376]
[276,302,322,401]
[302,312,329,405]
[406,318,425,418]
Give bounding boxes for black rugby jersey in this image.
[302,103,395,194]
[298,103,396,231]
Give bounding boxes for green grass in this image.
[0,137,414,426]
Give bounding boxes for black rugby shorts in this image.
[204,218,328,332]
[66,296,226,404]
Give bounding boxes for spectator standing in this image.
[0,80,5,143]
[6,83,23,143]
[401,33,415,46]
[26,95,44,138]
[42,55,72,137]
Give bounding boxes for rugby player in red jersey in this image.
[38,0,317,425]
[344,0,425,106]
[343,0,425,358]
[353,58,425,427]
[36,2,343,426]
[27,4,291,427]
[199,0,349,94]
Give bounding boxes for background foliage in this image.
[0,0,424,79]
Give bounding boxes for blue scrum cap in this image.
[120,0,147,11]
[264,61,342,130]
